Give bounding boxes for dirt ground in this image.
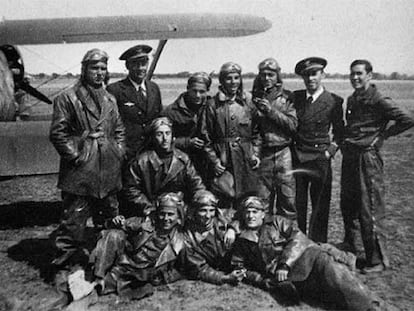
[0,128,413,311]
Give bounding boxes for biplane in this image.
[0,13,271,176]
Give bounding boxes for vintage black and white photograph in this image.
[0,0,413,310]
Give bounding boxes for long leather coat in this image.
[183,218,231,284]
[107,78,162,159]
[291,89,344,162]
[124,148,206,215]
[50,82,126,199]
[199,90,261,197]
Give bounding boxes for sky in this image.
[2,0,414,75]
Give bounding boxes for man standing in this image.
[50,48,126,267]
[200,62,261,206]
[161,72,211,176]
[340,59,414,273]
[107,44,162,161]
[124,117,205,216]
[91,192,186,300]
[291,57,344,242]
[231,196,386,310]
[252,58,297,218]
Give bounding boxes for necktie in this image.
[138,86,147,101]
[307,96,313,104]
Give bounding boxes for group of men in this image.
[46,43,413,310]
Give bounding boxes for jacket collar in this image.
[147,148,186,188]
[216,87,247,106]
[353,83,378,101]
[75,82,114,121]
[155,228,185,267]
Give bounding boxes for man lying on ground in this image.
[231,196,388,310]
[90,192,186,300]
[183,190,244,285]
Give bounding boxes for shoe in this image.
[361,263,385,274]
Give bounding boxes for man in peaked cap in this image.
[161,72,212,179]
[290,57,344,243]
[252,58,298,219]
[107,44,162,161]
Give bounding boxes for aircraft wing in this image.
[0,13,271,45]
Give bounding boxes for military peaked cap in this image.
[295,57,327,75]
[119,44,152,61]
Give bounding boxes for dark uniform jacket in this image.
[343,84,414,149]
[252,87,297,149]
[107,78,162,159]
[199,90,261,197]
[291,89,344,162]
[231,215,314,283]
[183,218,231,284]
[50,82,126,198]
[124,148,205,215]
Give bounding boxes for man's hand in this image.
[324,150,331,160]
[214,162,226,176]
[224,269,246,285]
[224,228,236,249]
[250,155,261,170]
[254,98,272,114]
[275,268,289,282]
[112,215,126,228]
[189,137,205,149]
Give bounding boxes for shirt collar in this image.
[128,77,146,92]
[306,86,324,102]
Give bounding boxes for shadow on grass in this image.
[0,201,61,229]
[7,237,58,283]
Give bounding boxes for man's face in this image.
[186,83,208,107]
[85,61,107,87]
[258,69,278,90]
[244,207,265,230]
[158,206,180,233]
[195,205,216,227]
[154,124,173,152]
[302,69,324,93]
[126,57,149,84]
[223,72,241,95]
[350,64,372,91]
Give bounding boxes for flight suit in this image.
[340,84,414,267]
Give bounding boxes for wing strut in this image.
[147,39,168,81]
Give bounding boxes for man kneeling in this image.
[90,192,186,300]
[231,196,386,310]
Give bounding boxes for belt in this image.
[216,137,251,143]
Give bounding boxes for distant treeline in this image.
[30,71,414,80]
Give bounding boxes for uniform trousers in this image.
[257,146,296,219]
[340,147,389,267]
[53,191,119,265]
[294,158,332,243]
